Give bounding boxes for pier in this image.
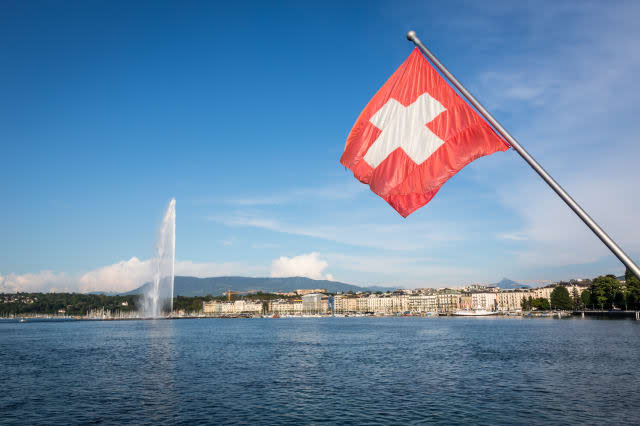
[573,310,640,320]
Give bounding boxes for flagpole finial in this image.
[406,30,417,42]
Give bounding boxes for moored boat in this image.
[453,309,497,316]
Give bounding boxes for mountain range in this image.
[123,276,397,297]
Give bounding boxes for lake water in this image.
[1,317,639,425]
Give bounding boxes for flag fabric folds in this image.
[340,48,510,217]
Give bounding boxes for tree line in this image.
[0,293,139,316]
[0,292,302,316]
[582,269,640,310]
[4,269,640,316]
[521,268,640,311]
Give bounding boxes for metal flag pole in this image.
[406,30,640,280]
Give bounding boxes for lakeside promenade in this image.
[4,276,639,320]
[4,309,639,321]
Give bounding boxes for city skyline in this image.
[2,1,640,293]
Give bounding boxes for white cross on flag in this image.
[341,49,510,217]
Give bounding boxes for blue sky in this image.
[2,1,639,292]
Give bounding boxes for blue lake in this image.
[1,317,639,424]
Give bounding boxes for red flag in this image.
[340,48,510,217]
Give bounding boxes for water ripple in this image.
[1,317,639,425]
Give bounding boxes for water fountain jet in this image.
[141,198,175,318]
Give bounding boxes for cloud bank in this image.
[1,252,339,293]
[0,258,267,294]
[0,271,75,294]
[78,257,152,293]
[270,252,332,280]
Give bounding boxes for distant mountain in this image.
[123,276,397,297]
[493,278,530,289]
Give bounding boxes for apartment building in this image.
[202,300,263,315]
[471,292,498,311]
[408,295,437,313]
[268,300,303,315]
[497,291,528,312]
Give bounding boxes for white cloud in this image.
[78,257,152,293]
[0,271,75,293]
[270,252,332,280]
[0,258,267,294]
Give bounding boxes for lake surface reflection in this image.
[1,317,639,424]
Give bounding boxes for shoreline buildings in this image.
[202,300,263,315]
[199,283,591,316]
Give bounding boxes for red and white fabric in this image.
[340,48,510,217]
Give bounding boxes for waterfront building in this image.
[333,294,347,313]
[301,294,326,314]
[391,294,409,314]
[497,291,528,312]
[200,284,577,316]
[471,292,498,311]
[202,300,263,315]
[363,294,388,314]
[233,300,262,314]
[202,301,217,314]
[531,287,554,301]
[333,294,358,314]
[321,296,330,314]
[459,294,472,310]
[408,294,437,313]
[268,300,303,315]
[436,291,460,314]
[332,294,409,315]
[346,296,358,313]
[356,296,370,313]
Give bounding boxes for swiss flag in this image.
[341,48,510,217]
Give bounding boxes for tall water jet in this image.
[142,198,176,318]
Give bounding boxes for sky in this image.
[1,0,639,293]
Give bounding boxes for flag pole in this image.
[406,30,640,280]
